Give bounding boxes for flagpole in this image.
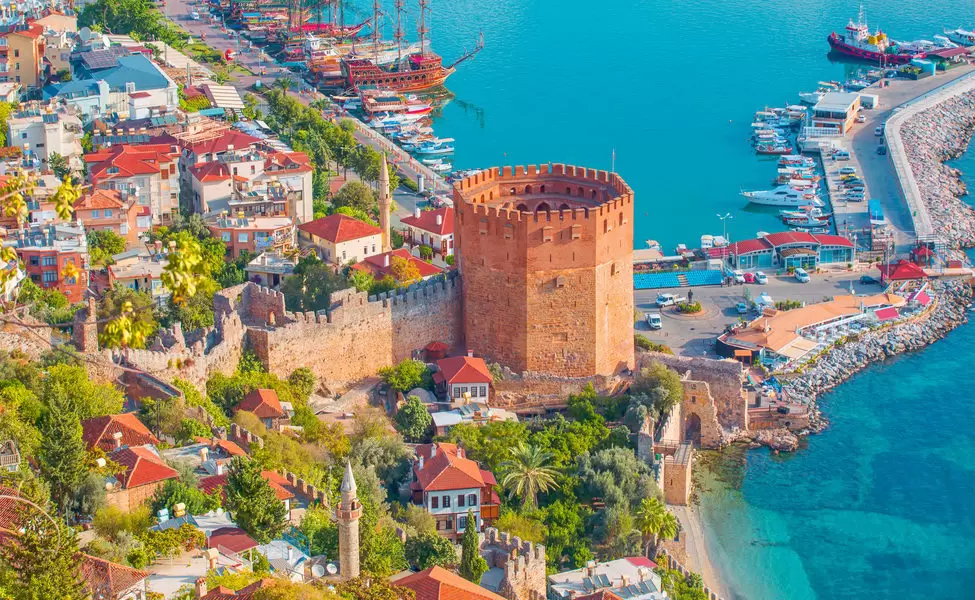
[611,148,616,173]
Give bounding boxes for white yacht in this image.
[742,186,823,208]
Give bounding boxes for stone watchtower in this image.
[378,152,392,252]
[336,460,362,579]
[453,164,635,377]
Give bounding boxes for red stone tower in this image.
[453,164,634,377]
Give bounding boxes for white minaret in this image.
[336,460,362,580]
[378,152,392,253]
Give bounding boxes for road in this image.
[634,269,868,357]
[161,0,447,219]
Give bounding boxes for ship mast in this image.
[857,1,866,30]
[417,0,428,56]
[372,0,382,61]
[393,0,404,64]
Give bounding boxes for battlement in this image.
[481,527,547,600]
[455,163,633,198]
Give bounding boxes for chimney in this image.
[620,574,629,588]
[287,546,293,561]
[417,455,424,470]
[216,462,224,476]
[112,430,123,450]
[383,254,390,268]
[467,349,474,357]
[436,214,443,226]
[199,447,209,461]
[430,445,437,457]
[457,447,464,459]
[195,577,207,599]
[414,207,421,219]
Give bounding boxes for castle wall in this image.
[480,528,547,600]
[454,163,634,377]
[642,353,749,432]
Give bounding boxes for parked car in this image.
[834,150,850,161]
[855,114,867,123]
[645,313,662,330]
[755,271,768,284]
[794,268,811,283]
[877,145,887,156]
[736,302,748,314]
[838,167,857,175]
[732,269,746,283]
[874,126,884,136]
[859,275,879,285]
[743,272,755,284]
[655,293,686,307]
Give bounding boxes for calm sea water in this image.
[351,0,975,598]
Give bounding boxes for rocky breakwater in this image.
[783,280,972,413]
[901,88,975,249]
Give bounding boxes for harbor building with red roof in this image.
[409,442,499,539]
[298,214,383,265]
[708,231,856,270]
[401,206,455,257]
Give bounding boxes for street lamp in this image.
[716,212,733,242]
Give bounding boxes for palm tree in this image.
[275,76,294,94]
[635,497,679,557]
[500,444,557,509]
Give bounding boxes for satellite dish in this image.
[312,564,326,577]
[79,27,92,42]
[325,563,338,575]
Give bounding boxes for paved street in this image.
[634,269,870,357]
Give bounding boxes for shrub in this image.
[418,245,433,260]
[676,301,702,314]
[635,335,673,354]
[445,254,455,266]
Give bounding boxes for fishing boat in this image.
[420,157,443,165]
[778,155,815,167]
[742,185,823,208]
[943,28,975,46]
[412,139,455,155]
[782,213,831,228]
[780,207,830,220]
[827,5,926,65]
[430,162,452,173]
[844,79,870,90]
[791,225,830,234]
[932,35,958,48]
[756,144,794,155]
[799,90,827,104]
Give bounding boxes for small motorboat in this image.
[430,162,453,173]
[798,90,826,104]
[756,144,794,155]
[421,157,443,165]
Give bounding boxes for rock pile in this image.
[783,280,972,408]
[900,88,975,248]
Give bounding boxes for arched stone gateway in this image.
[684,412,702,447]
[679,378,725,449]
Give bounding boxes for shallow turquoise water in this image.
[349,0,975,597]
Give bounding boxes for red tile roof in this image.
[109,446,178,489]
[762,231,818,247]
[80,555,150,598]
[435,356,492,386]
[190,161,232,183]
[236,389,285,419]
[85,144,177,184]
[810,233,855,248]
[396,566,505,600]
[158,130,261,156]
[576,592,624,600]
[194,438,248,457]
[264,151,313,174]
[298,214,381,244]
[201,578,277,600]
[401,207,454,236]
[877,259,927,281]
[874,307,899,321]
[413,443,491,492]
[0,486,28,533]
[351,248,443,280]
[207,526,258,554]
[727,238,774,255]
[82,413,159,452]
[198,471,294,501]
[624,557,658,569]
[75,188,125,211]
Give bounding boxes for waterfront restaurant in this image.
[709,231,856,270]
[811,91,862,135]
[717,293,906,367]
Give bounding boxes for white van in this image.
[645,313,662,330]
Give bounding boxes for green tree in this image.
[0,101,13,146]
[43,364,124,420]
[458,509,487,583]
[280,260,348,312]
[335,576,415,600]
[48,152,71,180]
[288,367,317,402]
[379,359,427,393]
[418,245,433,260]
[500,444,558,510]
[224,456,287,544]
[635,497,678,558]
[331,181,376,213]
[98,284,159,349]
[37,383,87,513]
[349,269,375,293]
[389,256,421,286]
[631,362,684,419]
[404,532,457,570]
[394,395,432,443]
[151,480,222,516]
[251,580,338,600]
[0,514,85,600]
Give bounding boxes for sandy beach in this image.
[668,504,733,600]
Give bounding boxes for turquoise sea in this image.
[353,0,975,598]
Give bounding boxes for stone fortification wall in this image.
[454,164,634,378]
[641,353,748,432]
[0,311,56,359]
[480,528,547,600]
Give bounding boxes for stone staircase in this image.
[677,273,689,287]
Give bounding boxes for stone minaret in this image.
[336,460,362,580]
[378,152,392,252]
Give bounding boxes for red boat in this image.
[827,7,925,65]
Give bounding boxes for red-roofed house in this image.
[548,557,662,600]
[401,207,455,257]
[718,232,855,270]
[396,566,505,600]
[235,388,287,429]
[106,446,179,511]
[410,443,499,538]
[433,355,493,402]
[351,248,443,282]
[82,413,159,453]
[877,259,927,283]
[196,577,277,600]
[208,215,296,259]
[80,554,151,600]
[198,471,294,517]
[84,143,180,225]
[298,214,383,265]
[207,526,258,555]
[74,188,150,245]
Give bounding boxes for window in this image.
[104,209,113,218]
[431,496,438,509]
[29,256,38,266]
[460,387,468,396]
[12,50,18,58]
[480,386,487,397]
[237,233,249,243]
[42,256,56,266]
[19,132,26,140]
[445,518,453,530]
[91,209,100,218]
[363,246,368,255]
[458,515,468,531]
[467,493,477,506]
[442,495,451,508]
[458,494,465,507]
[371,245,376,253]
[221,232,231,242]
[43,271,57,283]
[250,165,256,174]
